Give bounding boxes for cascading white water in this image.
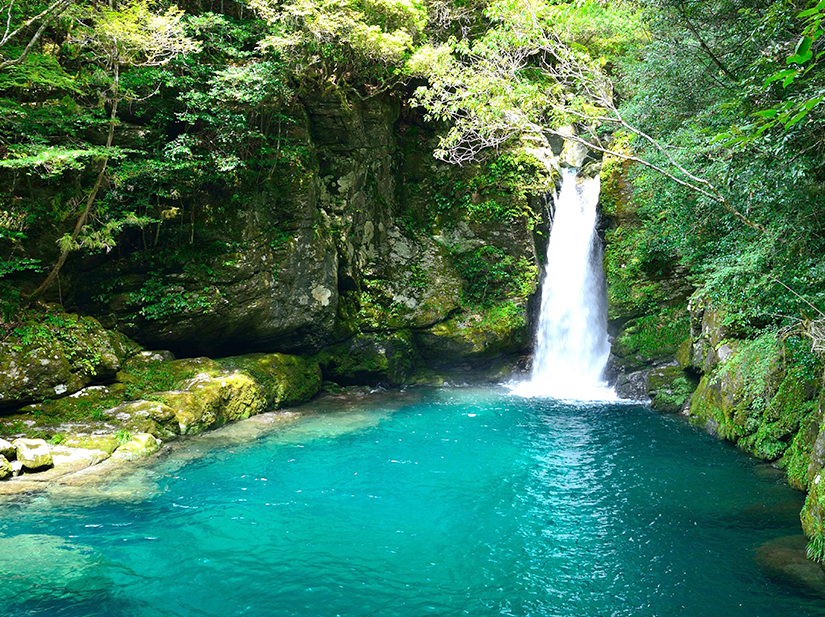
[514,168,614,400]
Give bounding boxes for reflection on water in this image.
[0,387,822,617]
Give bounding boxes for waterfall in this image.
[514,168,614,400]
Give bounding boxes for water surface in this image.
[0,388,820,616]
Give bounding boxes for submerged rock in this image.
[12,438,53,471]
[0,534,110,604]
[755,535,825,596]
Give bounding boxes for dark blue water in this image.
[0,388,821,616]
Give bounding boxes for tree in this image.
[0,0,72,70]
[249,0,427,93]
[27,0,199,302]
[407,0,766,232]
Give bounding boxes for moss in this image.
[741,366,818,461]
[158,371,267,435]
[414,302,529,366]
[648,366,697,413]
[117,356,218,397]
[0,308,140,409]
[689,331,823,473]
[218,353,322,407]
[802,477,825,563]
[612,307,691,370]
[17,384,127,426]
[312,332,417,386]
[688,332,782,444]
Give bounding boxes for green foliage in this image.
[605,0,825,340]
[453,245,537,306]
[613,307,690,365]
[744,0,825,135]
[116,429,133,445]
[48,433,66,445]
[131,274,218,322]
[252,0,427,90]
[11,313,106,376]
[0,52,80,92]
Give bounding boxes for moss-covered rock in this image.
[117,356,218,394]
[111,433,160,461]
[802,474,825,563]
[12,438,53,470]
[63,434,120,455]
[157,370,267,435]
[688,332,782,444]
[218,353,322,407]
[0,454,11,480]
[687,331,823,468]
[50,445,110,468]
[105,400,180,440]
[0,312,140,409]
[313,332,418,385]
[611,307,690,372]
[0,438,14,460]
[414,303,529,368]
[647,365,697,413]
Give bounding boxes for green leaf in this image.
[799,1,825,19]
[787,36,814,64]
[765,68,797,86]
[753,109,778,118]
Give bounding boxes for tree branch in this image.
[675,2,738,81]
[0,0,68,48]
[0,0,71,70]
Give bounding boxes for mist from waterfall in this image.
[514,168,614,400]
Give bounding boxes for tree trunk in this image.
[27,64,120,304]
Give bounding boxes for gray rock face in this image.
[12,438,53,471]
[70,95,543,361]
[615,369,651,400]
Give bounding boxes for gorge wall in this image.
[2,91,555,410]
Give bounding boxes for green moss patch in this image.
[612,306,690,371]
